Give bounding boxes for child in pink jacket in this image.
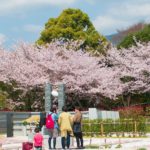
[33,127,43,150]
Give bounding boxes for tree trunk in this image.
[127,95,131,107]
[121,95,126,107]
[121,94,131,107]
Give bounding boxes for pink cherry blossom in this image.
[0,41,149,100]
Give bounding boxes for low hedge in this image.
[82,118,147,136]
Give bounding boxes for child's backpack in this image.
[46,113,54,129]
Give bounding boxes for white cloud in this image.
[0,33,6,45]
[110,3,150,18]
[23,24,43,33]
[93,16,130,35]
[0,0,76,14]
[93,0,150,35]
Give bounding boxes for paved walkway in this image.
[84,137,150,149]
[1,135,150,149]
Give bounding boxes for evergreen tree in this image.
[118,24,150,49]
[37,8,108,55]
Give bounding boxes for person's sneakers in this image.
[79,146,85,149]
[76,146,85,149]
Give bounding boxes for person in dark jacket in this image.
[73,106,84,149]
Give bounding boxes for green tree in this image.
[37,8,108,54]
[0,81,25,110]
[117,24,150,49]
[0,91,8,110]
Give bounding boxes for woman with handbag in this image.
[73,106,84,149]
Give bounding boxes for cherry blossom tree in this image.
[0,42,119,109]
[0,40,149,109]
[102,41,150,106]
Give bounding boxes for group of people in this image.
[33,106,84,150]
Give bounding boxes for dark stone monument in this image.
[44,83,65,112]
[44,82,52,112]
[58,83,65,111]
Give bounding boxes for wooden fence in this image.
[82,121,149,137]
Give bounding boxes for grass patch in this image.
[85,144,99,149]
[115,144,122,148]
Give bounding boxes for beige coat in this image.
[58,112,73,137]
[73,111,82,123]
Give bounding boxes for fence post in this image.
[134,121,137,133]
[89,122,92,146]
[7,112,13,137]
[100,122,104,136]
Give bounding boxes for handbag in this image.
[73,122,81,133]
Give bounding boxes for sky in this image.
[0,0,150,48]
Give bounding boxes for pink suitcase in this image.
[22,142,33,150]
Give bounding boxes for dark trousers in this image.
[48,137,56,149]
[74,132,83,148]
[34,146,42,150]
[61,133,70,149]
